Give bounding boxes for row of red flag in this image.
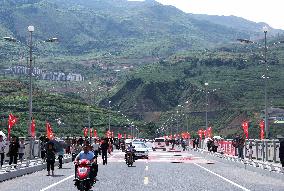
[197,127,213,139]
[6,113,54,141]
[164,132,191,139]
[6,113,267,141]
[242,120,265,139]
[82,128,133,139]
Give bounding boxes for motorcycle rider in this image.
[125,142,135,162]
[74,144,98,184]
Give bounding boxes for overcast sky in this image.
[149,0,284,30]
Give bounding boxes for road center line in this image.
[40,174,74,191]
[144,176,149,185]
[194,163,251,191]
[145,166,148,171]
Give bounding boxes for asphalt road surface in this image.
[0,148,284,191]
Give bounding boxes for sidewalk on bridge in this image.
[191,147,284,173]
[0,155,72,182]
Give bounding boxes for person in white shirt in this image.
[0,135,6,167]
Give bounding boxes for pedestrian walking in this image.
[65,136,71,154]
[8,136,20,167]
[45,139,56,176]
[278,135,284,168]
[248,145,253,161]
[40,137,47,162]
[18,138,25,163]
[206,138,213,151]
[100,138,109,165]
[195,137,200,148]
[0,135,6,167]
[57,146,64,169]
[233,134,245,159]
[213,139,219,152]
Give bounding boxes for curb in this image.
[0,157,72,182]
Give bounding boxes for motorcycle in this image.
[125,151,135,167]
[74,159,95,191]
[121,143,126,152]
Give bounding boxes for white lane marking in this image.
[145,166,148,171]
[40,174,74,191]
[194,163,251,191]
[144,176,149,185]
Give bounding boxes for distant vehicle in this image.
[153,137,166,151]
[125,139,133,145]
[132,142,149,159]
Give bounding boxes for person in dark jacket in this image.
[279,137,284,168]
[45,139,56,176]
[8,136,20,167]
[100,138,109,165]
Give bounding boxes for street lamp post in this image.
[205,82,209,130]
[108,100,111,131]
[28,25,34,160]
[3,27,58,160]
[88,82,92,143]
[263,26,269,139]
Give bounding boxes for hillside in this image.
[0,78,139,137]
[107,41,284,138]
[0,0,278,64]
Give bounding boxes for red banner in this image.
[207,127,212,138]
[198,129,203,139]
[203,130,207,137]
[90,128,93,138]
[259,120,265,140]
[8,113,18,141]
[94,129,97,138]
[84,128,88,137]
[118,133,122,139]
[46,122,53,140]
[219,140,235,156]
[242,121,249,139]
[124,133,126,139]
[31,119,36,138]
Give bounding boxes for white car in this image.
[133,142,149,159]
[152,137,166,151]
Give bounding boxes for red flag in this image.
[46,122,53,140]
[90,128,93,138]
[259,120,265,140]
[31,119,36,138]
[8,114,18,141]
[84,128,88,137]
[203,130,207,138]
[207,127,212,138]
[186,132,191,139]
[118,133,122,139]
[198,129,203,139]
[124,133,126,139]
[94,129,97,138]
[242,121,249,139]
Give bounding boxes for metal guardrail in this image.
[197,149,284,174]
[0,154,72,182]
[197,139,282,163]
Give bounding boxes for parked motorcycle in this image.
[74,159,95,191]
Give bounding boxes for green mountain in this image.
[0,78,142,137]
[0,0,279,62]
[1,0,283,138]
[108,41,284,138]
